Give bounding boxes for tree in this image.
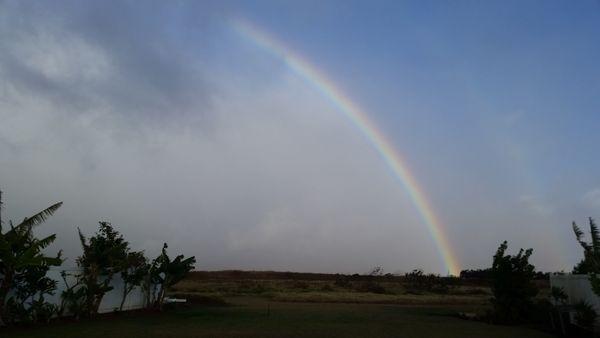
[145,243,195,309]
[58,271,87,319]
[6,264,59,324]
[77,222,128,316]
[490,241,538,324]
[118,251,148,311]
[0,200,63,326]
[572,217,600,295]
[459,268,493,280]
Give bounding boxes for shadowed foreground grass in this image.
[6,297,552,338]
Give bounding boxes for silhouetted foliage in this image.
[573,259,593,274]
[368,266,384,277]
[0,198,63,326]
[144,243,195,309]
[573,300,597,331]
[58,271,87,319]
[118,251,148,311]
[354,280,387,294]
[6,265,59,324]
[62,223,154,317]
[459,268,493,280]
[0,192,196,325]
[333,274,350,288]
[489,241,538,324]
[460,268,547,286]
[572,217,600,295]
[550,286,568,305]
[77,222,129,316]
[404,269,454,294]
[354,266,387,294]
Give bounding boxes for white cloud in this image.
[519,195,553,217]
[12,32,111,84]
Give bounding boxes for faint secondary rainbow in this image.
[232,18,460,275]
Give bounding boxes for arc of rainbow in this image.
[232,18,460,276]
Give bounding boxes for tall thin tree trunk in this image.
[158,286,165,310]
[119,284,129,311]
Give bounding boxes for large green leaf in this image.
[16,201,63,229]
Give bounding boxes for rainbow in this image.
[232,18,460,276]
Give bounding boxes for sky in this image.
[1,0,600,274]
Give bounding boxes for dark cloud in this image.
[0,1,444,273]
[0,0,217,126]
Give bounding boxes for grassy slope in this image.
[170,274,494,307]
[7,297,553,338]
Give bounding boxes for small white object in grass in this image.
[164,298,187,303]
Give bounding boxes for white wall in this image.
[44,267,147,314]
[550,273,600,327]
[550,274,600,309]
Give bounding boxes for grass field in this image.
[6,297,553,338]
[4,271,554,337]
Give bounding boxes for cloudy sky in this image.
[1,1,600,274]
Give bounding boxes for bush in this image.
[77,222,129,316]
[0,199,63,326]
[489,241,538,324]
[550,286,568,305]
[144,243,196,309]
[572,218,600,296]
[529,299,555,330]
[403,269,452,294]
[573,301,597,331]
[355,281,387,294]
[333,275,350,288]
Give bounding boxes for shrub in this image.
[489,241,538,324]
[572,218,600,295]
[0,199,63,326]
[333,275,350,288]
[5,265,60,324]
[118,251,148,311]
[355,281,387,294]
[144,243,195,309]
[58,271,87,319]
[77,222,129,316]
[550,286,568,305]
[403,269,451,294]
[573,301,597,331]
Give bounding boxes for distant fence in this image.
[39,267,147,314]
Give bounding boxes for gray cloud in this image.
[0,1,442,274]
[0,1,589,275]
[0,1,215,127]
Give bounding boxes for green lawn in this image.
[5,297,553,338]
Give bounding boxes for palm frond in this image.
[16,202,63,229]
[35,234,58,249]
[573,222,592,252]
[590,218,600,255]
[77,227,87,245]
